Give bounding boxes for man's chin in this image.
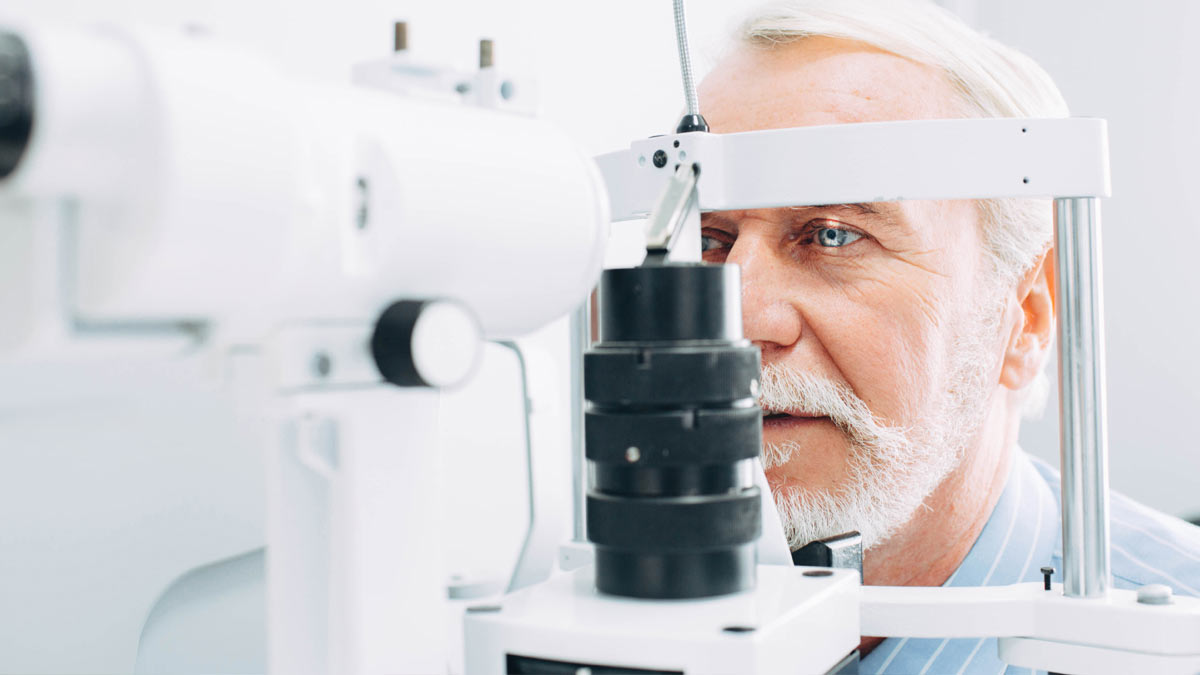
[762,461,836,499]
[762,465,787,492]
[760,426,851,493]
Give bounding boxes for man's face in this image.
[697,38,1006,549]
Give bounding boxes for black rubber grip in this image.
[587,488,761,551]
[585,345,759,407]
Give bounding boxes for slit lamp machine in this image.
[0,3,1197,674]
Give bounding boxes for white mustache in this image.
[754,355,984,550]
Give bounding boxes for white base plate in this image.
[464,564,860,674]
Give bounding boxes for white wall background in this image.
[1,0,1198,671]
[967,1,1200,520]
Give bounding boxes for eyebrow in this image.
[796,203,884,216]
[701,201,910,236]
[798,202,914,236]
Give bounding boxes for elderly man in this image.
[695,0,1200,671]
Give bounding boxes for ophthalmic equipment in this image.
[0,18,607,674]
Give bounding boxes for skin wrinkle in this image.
[696,37,1056,629]
[710,204,960,427]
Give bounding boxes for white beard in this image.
[759,301,1001,552]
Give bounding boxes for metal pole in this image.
[1054,197,1112,598]
[569,301,590,542]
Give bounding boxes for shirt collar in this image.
[944,448,1060,588]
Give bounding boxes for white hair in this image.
[734,0,1064,415]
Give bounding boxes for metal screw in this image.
[652,149,668,168]
[500,80,515,100]
[722,625,756,634]
[312,352,332,378]
[625,446,641,463]
[1040,566,1055,591]
[455,82,471,94]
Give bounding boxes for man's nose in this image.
[726,236,803,359]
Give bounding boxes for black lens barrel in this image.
[0,31,34,181]
[586,263,762,599]
[597,262,742,343]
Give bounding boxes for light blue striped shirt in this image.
[861,449,1200,674]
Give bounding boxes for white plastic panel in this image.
[860,582,1200,655]
[600,118,1112,221]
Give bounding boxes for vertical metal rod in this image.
[569,301,591,541]
[1054,197,1112,598]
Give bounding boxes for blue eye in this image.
[814,227,862,248]
[701,235,726,252]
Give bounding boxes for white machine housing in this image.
[0,19,610,675]
[3,21,608,342]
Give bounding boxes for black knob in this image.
[675,113,709,134]
[371,299,481,388]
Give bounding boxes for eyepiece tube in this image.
[586,263,763,599]
[0,31,34,181]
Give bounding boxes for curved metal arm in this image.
[494,340,549,594]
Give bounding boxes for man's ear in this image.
[999,248,1055,391]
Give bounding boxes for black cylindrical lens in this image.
[586,263,762,599]
[0,31,34,181]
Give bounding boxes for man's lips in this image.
[762,412,829,429]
